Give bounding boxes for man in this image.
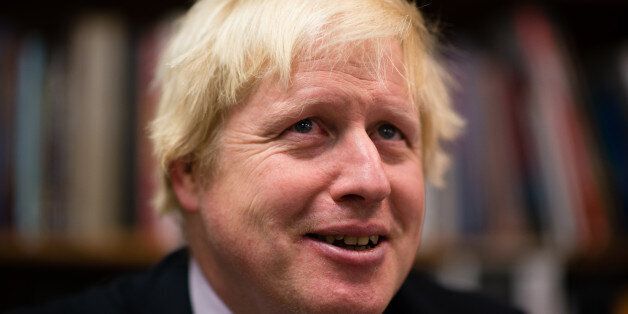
[12,0,522,313]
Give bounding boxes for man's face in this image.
[185,42,424,313]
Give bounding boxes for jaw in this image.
[267,237,409,314]
[265,271,395,314]
[188,209,417,314]
[190,232,413,314]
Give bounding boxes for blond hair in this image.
[150,0,464,213]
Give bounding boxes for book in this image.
[41,44,69,233]
[64,14,129,243]
[585,48,628,237]
[13,34,46,238]
[0,25,18,229]
[513,6,610,252]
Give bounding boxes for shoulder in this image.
[385,271,525,314]
[7,248,192,314]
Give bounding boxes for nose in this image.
[329,130,391,205]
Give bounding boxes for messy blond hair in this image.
[150,0,463,213]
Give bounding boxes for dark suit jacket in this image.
[8,248,523,314]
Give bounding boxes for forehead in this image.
[229,40,420,140]
[294,39,408,85]
[245,39,410,111]
[220,38,422,149]
[291,40,412,114]
[250,39,412,109]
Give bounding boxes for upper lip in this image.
[306,222,389,237]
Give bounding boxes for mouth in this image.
[305,233,386,251]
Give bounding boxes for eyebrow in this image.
[260,97,316,121]
[258,90,420,139]
[370,93,421,138]
[255,97,322,136]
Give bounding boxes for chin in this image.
[273,251,410,314]
[327,296,388,314]
[291,295,388,314]
[286,279,396,314]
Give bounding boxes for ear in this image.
[169,158,200,213]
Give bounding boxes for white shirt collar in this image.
[189,257,232,314]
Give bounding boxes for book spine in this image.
[0,27,18,229]
[14,34,46,238]
[65,15,129,242]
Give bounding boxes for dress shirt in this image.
[189,258,232,314]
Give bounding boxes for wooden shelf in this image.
[0,231,176,267]
[415,235,628,273]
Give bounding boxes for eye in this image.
[281,118,328,147]
[376,123,403,141]
[292,118,314,133]
[283,117,327,139]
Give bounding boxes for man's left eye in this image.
[292,118,314,133]
[376,123,404,140]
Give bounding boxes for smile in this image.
[306,234,384,251]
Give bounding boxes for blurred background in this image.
[0,0,626,313]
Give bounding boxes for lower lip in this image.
[303,237,388,267]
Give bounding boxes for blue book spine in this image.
[14,34,46,237]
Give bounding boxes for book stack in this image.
[423,4,626,258]
[0,13,181,251]
[421,5,628,313]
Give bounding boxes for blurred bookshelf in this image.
[420,1,628,313]
[0,230,167,266]
[1,0,627,313]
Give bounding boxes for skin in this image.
[171,41,425,313]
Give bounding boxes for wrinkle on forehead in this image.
[294,38,408,85]
[228,38,418,139]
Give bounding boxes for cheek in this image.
[196,155,333,286]
[254,157,332,227]
[216,153,330,235]
[387,164,424,280]
[389,163,425,235]
[196,175,294,279]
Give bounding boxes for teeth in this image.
[316,234,381,246]
[357,236,369,245]
[344,236,357,245]
[325,235,335,244]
